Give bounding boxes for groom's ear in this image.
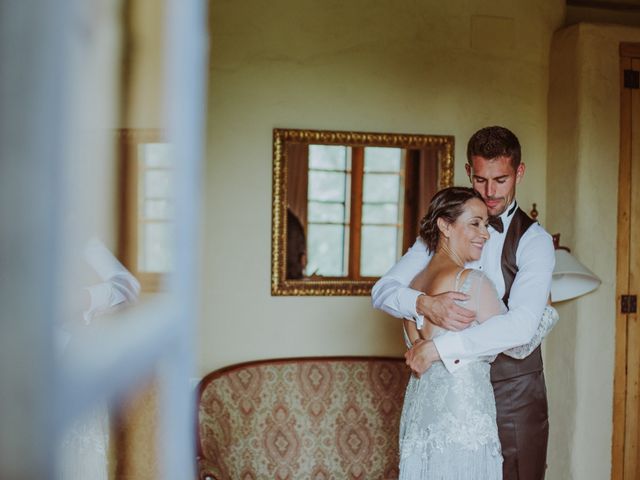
[465,163,472,181]
[515,162,525,183]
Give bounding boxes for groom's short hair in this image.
[467,126,521,168]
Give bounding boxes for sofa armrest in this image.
[197,456,222,480]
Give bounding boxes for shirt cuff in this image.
[432,333,471,373]
[84,282,126,324]
[398,288,426,329]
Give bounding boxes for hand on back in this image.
[417,291,476,331]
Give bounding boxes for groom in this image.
[372,126,555,480]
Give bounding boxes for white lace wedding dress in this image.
[398,269,558,480]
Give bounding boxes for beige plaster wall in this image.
[546,22,640,480]
[200,0,564,370]
[124,0,165,129]
[567,5,640,29]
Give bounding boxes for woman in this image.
[398,187,557,479]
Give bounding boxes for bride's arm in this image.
[502,304,558,359]
[403,318,432,345]
[472,273,558,359]
[403,319,420,346]
[470,272,506,323]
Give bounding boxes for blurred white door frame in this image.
[0,0,207,478]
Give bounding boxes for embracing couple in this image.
[372,126,558,480]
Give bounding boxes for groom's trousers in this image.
[492,347,549,480]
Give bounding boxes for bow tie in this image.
[488,216,504,233]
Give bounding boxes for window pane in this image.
[144,200,172,220]
[361,203,398,224]
[308,171,347,202]
[309,145,348,170]
[306,224,347,276]
[144,170,172,198]
[364,147,402,172]
[308,201,345,223]
[362,173,401,203]
[139,222,173,272]
[139,143,171,167]
[360,225,399,277]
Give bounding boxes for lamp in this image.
[550,234,601,302]
[530,204,601,302]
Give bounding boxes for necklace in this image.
[438,241,464,267]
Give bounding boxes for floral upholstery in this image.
[197,357,409,480]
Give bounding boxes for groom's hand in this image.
[405,339,440,377]
[416,291,476,331]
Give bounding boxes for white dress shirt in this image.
[371,201,555,373]
[83,237,141,324]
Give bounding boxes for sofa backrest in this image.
[197,356,409,480]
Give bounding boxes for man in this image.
[372,126,555,480]
[58,237,140,480]
[286,209,307,279]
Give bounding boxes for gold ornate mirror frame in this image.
[271,128,454,296]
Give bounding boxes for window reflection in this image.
[361,147,404,276]
[306,146,351,277]
[303,145,405,278]
[137,143,173,274]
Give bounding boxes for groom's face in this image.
[466,155,525,217]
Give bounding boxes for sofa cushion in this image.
[197,356,409,480]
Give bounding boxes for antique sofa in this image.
[196,356,410,480]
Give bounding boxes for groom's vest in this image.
[490,207,544,383]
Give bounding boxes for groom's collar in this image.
[502,201,518,220]
[496,201,518,232]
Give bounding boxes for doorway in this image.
[612,42,640,480]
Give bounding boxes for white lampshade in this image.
[550,249,601,302]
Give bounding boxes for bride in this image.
[398,187,557,480]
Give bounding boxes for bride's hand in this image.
[417,291,476,331]
[405,340,440,377]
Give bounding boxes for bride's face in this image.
[447,198,490,262]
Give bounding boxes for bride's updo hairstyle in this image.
[419,187,484,252]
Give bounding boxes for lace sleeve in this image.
[503,305,559,359]
[462,270,558,359]
[465,270,507,323]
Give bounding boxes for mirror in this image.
[271,128,454,296]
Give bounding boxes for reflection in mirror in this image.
[137,142,174,273]
[119,129,173,292]
[272,128,454,296]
